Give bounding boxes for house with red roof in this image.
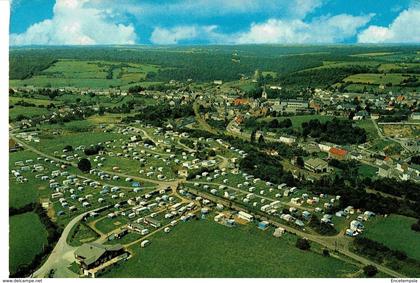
[328,147,348,160]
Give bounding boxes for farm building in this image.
[74,243,125,272]
[304,158,329,173]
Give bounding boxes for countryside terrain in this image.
[9,45,420,278]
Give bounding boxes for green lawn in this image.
[9,96,59,106]
[102,219,359,278]
[9,150,47,209]
[9,106,51,120]
[358,164,378,178]
[9,212,48,275]
[355,119,379,141]
[364,214,420,261]
[34,131,122,153]
[94,216,130,235]
[67,222,99,247]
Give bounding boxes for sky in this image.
[9,0,420,45]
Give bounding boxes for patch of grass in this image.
[355,119,379,141]
[9,212,48,275]
[9,150,49,209]
[343,73,419,86]
[9,106,51,120]
[364,214,420,261]
[10,59,161,89]
[103,219,358,278]
[67,221,100,247]
[358,164,378,178]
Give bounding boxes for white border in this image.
[0,0,10,278]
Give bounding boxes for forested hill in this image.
[9,45,420,85]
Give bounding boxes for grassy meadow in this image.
[363,214,420,261]
[9,212,49,275]
[103,219,359,278]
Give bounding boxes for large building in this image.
[74,243,125,272]
[328,147,348,160]
[304,158,329,173]
[280,99,309,113]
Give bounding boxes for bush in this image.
[363,265,378,277]
[296,238,311,250]
[78,158,92,173]
[323,248,330,257]
[63,145,73,152]
[84,145,104,156]
[411,221,420,232]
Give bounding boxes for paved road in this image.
[32,208,103,278]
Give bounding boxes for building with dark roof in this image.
[74,243,125,271]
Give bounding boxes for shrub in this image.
[296,238,310,250]
[78,158,91,173]
[363,265,378,277]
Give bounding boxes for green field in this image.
[9,106,51,120]
[355,119,379,141]
[103,219,359,278]
[358,164,378,178]
[343,73,419,86]
[9,150,46,209]
[364,214,420,261]
[9,96,59,106]
[34,131,122,153]
[9,212,48,275]
[9,59,161,89]
[67,222,99,247]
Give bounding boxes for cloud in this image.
[150,25,230,45]
[358,7,420,43]
[97,0,324,20]
[10,0,137,45]
[235,14,373,44]
[154,13,372,45]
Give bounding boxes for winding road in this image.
[32,208,104,278]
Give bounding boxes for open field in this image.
[9,212,48,275]
[9,106,51,120]
[363,214,420,261]
[343,73,419,85]
[9,96,59,106]
[350,52,396,57]
[9,150,47,209]
[9,59,161,89]
[355,119,379,141]
[103,219,359,278]
[67,221,99,247]
[358,164,378,178]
